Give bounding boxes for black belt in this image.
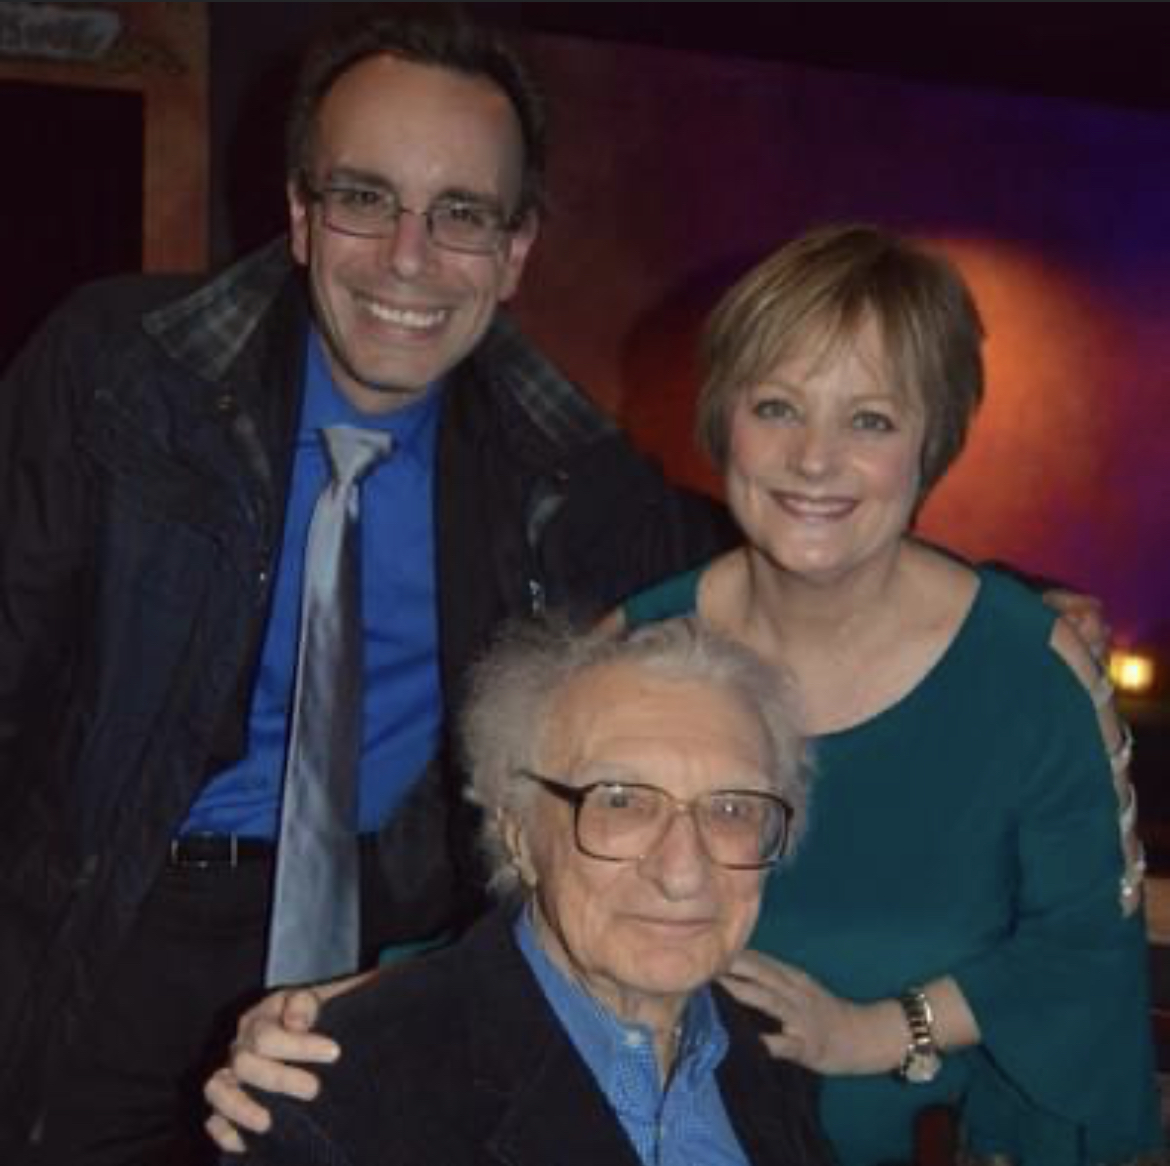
[167,833,274,868]
[167,832,379,868]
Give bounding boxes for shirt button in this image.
[623,1031,644,1049]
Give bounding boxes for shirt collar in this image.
[513,907,729,1100]
[301,326,442,468]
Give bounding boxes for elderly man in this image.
[0,12,731,1164]
[225,617,834,1166]
[1,11,1111,1163]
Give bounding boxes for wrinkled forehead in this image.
[536,661,772,788]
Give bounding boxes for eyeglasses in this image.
[300,179,519,255]
[516,770,791,870]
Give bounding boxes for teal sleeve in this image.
[621,565,706,626]
[951,653,1162,1162]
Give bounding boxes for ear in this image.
[287,178,311,267]
[496,212,539,304]
[500,811,538,888]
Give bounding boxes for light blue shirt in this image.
[514,911,751,1166]
[182,327,442,836]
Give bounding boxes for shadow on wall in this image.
[616,251,770,501]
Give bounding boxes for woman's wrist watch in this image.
[896,986,942,1083]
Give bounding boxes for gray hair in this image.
[460,616,811,896]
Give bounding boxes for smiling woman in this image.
[622,224,1162,1166]
[723,316,926,592]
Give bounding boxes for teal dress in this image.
[624,565,1163,1166]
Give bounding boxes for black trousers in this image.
[30,843,400,1166]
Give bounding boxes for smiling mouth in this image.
[772,492,856,520]
[630,916,715,933]
[355,293,449,332]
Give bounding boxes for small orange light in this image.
[1109,651,1156,696]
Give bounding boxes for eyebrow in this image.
[752,378,909,407]
[323,166,392,191]
[323,167,505,211]
[569,764,641,786]
[573,764,772,791]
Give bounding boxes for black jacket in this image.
[0,240,734,1149]
[240,906,836,1166]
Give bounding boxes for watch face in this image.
[903,1049,942,1084]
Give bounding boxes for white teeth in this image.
[360,298,445,329]
[779,495,853,518]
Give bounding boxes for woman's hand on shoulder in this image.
[720,951,906,1076]
[722,954,981,1077]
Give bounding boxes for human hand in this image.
[720,951,902,1076]
[1043,588,1110,664]
[204,976,361,1153]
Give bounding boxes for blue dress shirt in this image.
[514,911,751,1166]
[182,328,442,837]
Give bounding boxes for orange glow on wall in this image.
[914,236,1121,577]
[511,31,1170,646]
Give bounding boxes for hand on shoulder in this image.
[1045,589,1110,663]
[1048,612,1106,692]
[204,972,370,1153]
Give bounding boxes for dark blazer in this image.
[0,241,735,1150]
[240,906,836,1166]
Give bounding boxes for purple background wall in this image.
[508,33,1170,653]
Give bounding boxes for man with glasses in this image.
[218,618,834,1166]
[0,13,729,1164]
[514,772,792,870]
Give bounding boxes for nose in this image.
[789,418,839,480]
[637,808,711,901]
[375,208,435,279]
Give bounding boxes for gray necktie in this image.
[265,424,392,987]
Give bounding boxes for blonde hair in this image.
[697,223,985,498]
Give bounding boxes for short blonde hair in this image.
[697,224,985,498]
